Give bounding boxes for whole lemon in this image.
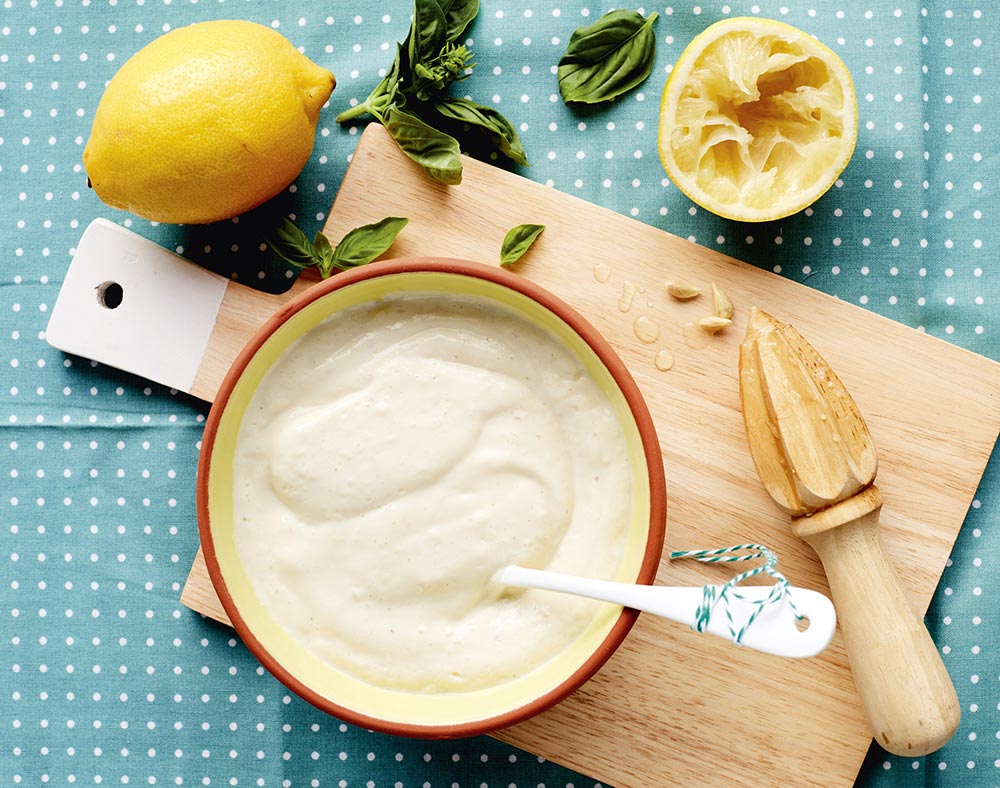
[84,20,335,224]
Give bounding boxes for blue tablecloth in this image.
[2,1,997,786]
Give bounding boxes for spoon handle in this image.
[495,565,836,659]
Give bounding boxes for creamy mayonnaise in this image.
[232,291,633,692]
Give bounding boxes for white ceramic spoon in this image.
[494,565,837,658]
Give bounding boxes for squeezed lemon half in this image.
[658,17,858,222]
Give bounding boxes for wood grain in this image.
[180,124,1000,788]
[180,548,229,624]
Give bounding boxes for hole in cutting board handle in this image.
[96,281,124,310]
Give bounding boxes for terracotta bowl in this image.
[197,257,666,738]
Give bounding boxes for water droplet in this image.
[618,280,636,312]
[633,316,660,344]
[654,349,674,371]
[681,321,712,349]
[592,262,611,283]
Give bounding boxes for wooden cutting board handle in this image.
[793,487,961,756]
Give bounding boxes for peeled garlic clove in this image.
[666,280,701,300]
[696,315,732,333]
[711,282,734,319]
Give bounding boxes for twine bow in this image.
[669,543,803,645]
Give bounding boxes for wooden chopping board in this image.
[50,124,1000,788]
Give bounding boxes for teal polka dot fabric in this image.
[2,1,997,786]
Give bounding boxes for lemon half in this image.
[658,17,857,222]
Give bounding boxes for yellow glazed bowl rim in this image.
[197,257,667,738]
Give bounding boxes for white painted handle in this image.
[45,218,229,395]
[495,565,836,659]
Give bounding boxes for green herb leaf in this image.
[409,0,448,70]
[267,217,324,270]
[312,230,333,259]
[500,224,545,267]
[268,217,409,279]
[439,0,479,42]
[383,104,464,184]
[312,231,336,278]
[330,217,410,269]
[435,97,528,166]
[557,10,659,104]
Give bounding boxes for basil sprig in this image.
[500,224,545,267]
[336,0,527,184]
[267,216,409,279]
[558,10,659,104]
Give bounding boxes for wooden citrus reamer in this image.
[738,308,961,756]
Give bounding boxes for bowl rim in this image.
[197,256,667,738]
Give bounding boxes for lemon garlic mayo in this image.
[232,292,632,692]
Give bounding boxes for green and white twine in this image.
[669,543,804,646]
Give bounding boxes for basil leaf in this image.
[558,10,659,104]
[312,231,336,278]
[435,97,528,166]
[409,0,448,70]
[500,224,545,267]
[267,217,323,269]
[383,104,464,184]
[438,0,479,42]
[330,217,410,269]
[313,230,333,259]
